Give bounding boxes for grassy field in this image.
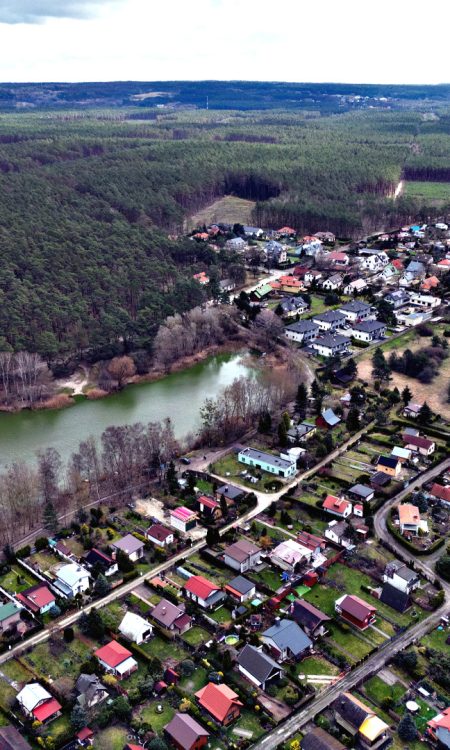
[0,658,33,687]
[95,726,130,750]
[229,709,266,740]
[0,564,40,593]
[187,195,256,230]
[404,180,450,203]
[138,700,176,733]
[327,624,374,661]
[179,665,208,692]
[420,625,449,653]
[364,675,404,705]
[296,655,339,678]
[207,605,233,625]
[182,626,210,647]
[140,635,189,663]
[21,635,92,685]
[251,566,285,593]
[100,600,126,630]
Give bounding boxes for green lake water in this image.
[0,353,251,469]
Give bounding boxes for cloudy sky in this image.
[0,0,448,84]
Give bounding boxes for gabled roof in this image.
[147,524,173,542]
[380,583,410,613]
[165,712,209,750]
[224,539,261,563]
[151,598,186,628]
[184,575,220,600]
[111,533,144,555]
[94,640,133,668]
[323,495,351,515]
[195,683,242,723]
[402,433,435,449]
[336,594,376,621]
[290,599,331,631]
[33,698,61,722]
[85,547,114,567]
[237,644,282,683]
[398,504,420,526]
[333,692,373,730]
[17,683,51,712]
[430,483,450,503]
[349,484,373,499]
[377,455,399,470]
[428,707,450,732]
[270,539,310,566]
[119,611,152,641]
[198,495,219,510]
[17,584,55,613]
[262,619,312,656]
[171,506,197,522]
[0,602,20,622]
[225,576,255,596]
[301,727,346,750]
[321,408,341,426]
[0,725,33,750]
[56,563,90,586]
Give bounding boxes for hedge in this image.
[392,418,450,442]
[387,517,445,556]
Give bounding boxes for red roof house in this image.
[76,727,94,746]
[323,495,352,518]
[94,640,138,680]
[195,682,242,725]
[430,483,450,505]
[33,698,62,723]
[17,584,56,615]
[146,524,174,547]
[402,433,435,455]
[335,594,376,630]
[183,576,225,610]
[427,707,450,746]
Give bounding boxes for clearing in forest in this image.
[404,181,450,204]
[186,195,256,231]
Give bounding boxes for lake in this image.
[0,352,251,469]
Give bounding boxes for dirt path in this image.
[57,364,89,395]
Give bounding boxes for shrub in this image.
[35,537,49,551]
[63,627,74,642]
[16,545,31,559]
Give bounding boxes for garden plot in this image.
[0,564,40,594]
[20,631,92,689]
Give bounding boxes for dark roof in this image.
[290,599,331,631]
[147,524,173,542]
[301,727,346,750]
[314,334,348,349]
[377,455,399,470]
[286,320,319,334]
[226,576,255,596]
[313,310,347,323]
[237,644,282,683]
[84,548,114,567]
[262,619,312,656]
[371,471,391,487]
[165,713,209,750]
[280,297,308,313]
[349,484,373,499]
[338,595,376,621]
[217,484,244,500]
[380,583,410,613]
[0,725,33,750]
[333,692,372,729]
[339,300,371,313]
[353,320,386,333]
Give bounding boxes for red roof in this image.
[147,524,172,542]
[327,252,348,262]
[184,575,220,600]
[428,707,450,732]
[76,727,94,741]
[195,682,242,722]
[339,594,376,621]
[430,484,450,503]
[17,584,55,613]
[392,259,404,270]
[402,433,434,450]
[278,226,296,234]
[33,697,61,722]
[94,640,132,668]
[323,495,351,515]
[198,495,219,510]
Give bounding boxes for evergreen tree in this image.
[346,358,357,378]
[398,715,418,742]
[43,501,59,535]
[372,347,391,381]
[418,401,433,424]
[220,494,228,519]
[166,461,178,494]
[296,383,308,416]
[346,406,360,432]
[94,573,111,598]
[258,411,272,433]
[71,704,88,731]
[206,527,219,546]
[282,411,291,430]
[310,379,322,400]
[278,420,288,447]
[401,385,413,406]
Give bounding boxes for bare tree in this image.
[37,447,62,505]
[107,356,136,389]
[0,351,14,401]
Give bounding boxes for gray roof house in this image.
[151,598,192,634]
[351,320,386,342]
[301,727,346,750]
[111,533,145,561]
[312,310,347,331]
[285,320,320,344]
[311,334,349,358]
[223,539,262,573]
[75,673,108,709]
[261,619,312,661]
[349,484,374,502]
[338,300,372,322]
[225,575,256,602]
[237,644,284,690]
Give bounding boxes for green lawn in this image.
[421,626,449,654]
[42,712,71,742]
[179,666,208,692]
[140,635,189,663]
[196,479,214,494]
[138,701,176,734]
[0,564,40,593]
[303,584,338,617]
[21,635,92,684]
[182,626,210,647]
[295,655,339,679]
[207,606,233,625]
[251,567,284,593]
[364,675,404,705]
[100,600,126,630]
[95,725,130,750]
[404,180,450,202]
[26,551,56,572]
[211,452,283,490]
[327,624,374,661]
[0,658,33,687]
[229,708,266,740]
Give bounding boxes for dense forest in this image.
[0,104,448,364]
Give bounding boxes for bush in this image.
[35,537,49,551]
[63,627,74,642]
[15,545,31,559]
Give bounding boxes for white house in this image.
[358,250,389,271]
[238,447,297,478]
[111,534,145,562]
[343,278,367,296]
[302,240,323,256]
[94,641,138,680]
[225,237,247,252]
[323,495,352,518]
[383,562,420,594]
[17,683,62,724]
[312,310,347,331]
[322,273,343,291]
[170,506,198,533]
[311,334,349,358]
[146,524,174,547]
[118,611,153,645]
[183,575,225,610]
[270,539,312,572]
[284,320,320,344]
[304,269,323,285]
[53,563,90,598]
[338,300,373,323]
[398,504,422,536]
[351,320,386,343]
[408,292,441,309]
[223,539,262,573]
[324,520,354,549]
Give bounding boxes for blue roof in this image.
[321,408,340,426]
[262,619,312,656]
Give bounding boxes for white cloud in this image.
[0,0,448,84]
[0,0,122,24]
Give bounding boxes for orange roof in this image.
[437,259,450,267]
[398,504,420,525]
[269,281,282,289]
[323,495,351,514]
[278,226,296,234]
[392,259,404,270]
[421,275,439,289]
[303,236,317,242]
[430,484,450,503]
[94,640,132,668]
[428,708,450,732]
[195,682,242,722]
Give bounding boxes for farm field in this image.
[186,195,256,231]
[404,180,450,203]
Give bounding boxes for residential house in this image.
[183,575,225,610]
[223,539,262,573]
[379,263,400,283]
[343,278,367,296]
[17,584,56,616]
[402,433,435,456]
[312,310,347,332]
[376,455,401,478]
[333,693,390,750]
[238,447,298,479]
[0,725,33,750]
[195,683,242,726]
[314,231,336,244]
[119,611,153,645]
[287,421,316,444]
[348,485,374,504]
[94,640,138,680]
[193,272,209,285]
[75,727,94,747]
[409,291,441,309]
[0,603,22,633]
[84,548,118,577]
[261,619,312,661]
[379,582,411,613]
[302,240,323,257]
[323,495,352,518]
[325,521,354,549]
[304,269,323,284]
[421,275,440,292]
[219,278,235,293]
[351,321,386,343]
[270,539,312,573]
[322,273,343,291]
[297,531,326,554]
[427,708,450,750]
[278,226,297,237]
[265,241,288,265]
[370,472,391,489]
[338,300,372,324]
[75,673,108,709]
[111,534,145,562]
[290,600,331,639]
[403,402,422,419]
[251,283,273,302]
[382,561,420,594]
[243,226,264,238]
[236,644,284,690]
[398,504,422,536]
[16,683,62,724]
[327,252,349,268]
[430,483,450,506]
[311,334,349,358]
[358,249,389,272]
[53,563,90,598]
[225,237,247,252]
[197,495,221,520]
[285,320,320,344]
[385,289,409,308]
[278,296,309,318]
[301,727,345,750]
[390,446,411,463]
[146,524,174,547]
[151,599,191,634]
[335,595,376,630]
[225,575,256,603]
[277,275,305,294]
[170,507,198,533]
[316,408,341,429]
[164,713,210,750]
[215,483,244,503]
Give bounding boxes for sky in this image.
[0,0,448,85]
